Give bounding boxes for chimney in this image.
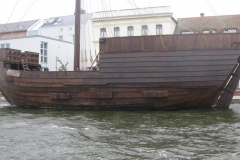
[200,13,204,18]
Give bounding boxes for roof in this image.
[0,19,40,33]
[0,35,74,44]
[41,14,93,28]
[174,14,240,34]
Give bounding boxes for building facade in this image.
[91,6,177,53]
[0,20,40,40]
[0,36,74,71]
[38,14,94,70]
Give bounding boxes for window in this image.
[224,29,237,33]
[156,25,162,35]
[114,27,120,37]
[73,35,75,42]
[128,26,134,36]
[40,42,48,63]
[182,31,193,34]
[142,25,148,36]
[204,30,215,34]
[100,28,106,38]
[59,35,63,40]
[0,43,10,48]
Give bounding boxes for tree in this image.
[57,59,68,71]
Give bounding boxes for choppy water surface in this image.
[0,98,240,159]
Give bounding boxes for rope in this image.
[97,0,108,37]
[131,0,153,35]
[148,0,165,48]
[4,0,37,44]
[0,0,20,39]
[205,0,227,30]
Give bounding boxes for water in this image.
[0,97,240,160]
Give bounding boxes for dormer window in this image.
[224,29,237,33]
[204,30,216,34]
[182,31,193,34]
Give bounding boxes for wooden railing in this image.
[100,33,240,54]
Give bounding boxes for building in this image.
[174,13,240,34]
[0,19,40,42]
[0,6,178,71]
[38,14,94,70]
[0,36,74,71]
[91,6,177,53]
[174,13,240,99]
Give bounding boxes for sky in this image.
[0,0,240,24]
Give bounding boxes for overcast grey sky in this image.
[0,0,240,24]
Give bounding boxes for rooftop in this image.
[0,19,40,33]
[40,14,93,28]
[174,14,240,34]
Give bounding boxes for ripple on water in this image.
[0,101,240,159]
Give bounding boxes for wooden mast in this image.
[74,0,81,71]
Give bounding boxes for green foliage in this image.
[57,59,68,71]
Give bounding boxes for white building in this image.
[38,14,94,70]
[37,6,177,70]
[0,6,177,71]
[0,36,74,71]
[91,6,177,53]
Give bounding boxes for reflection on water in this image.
[0,98,240,159]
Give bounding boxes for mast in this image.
[74,0,81,71]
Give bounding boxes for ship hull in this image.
[0,49,239,110]
[1,34,240,110]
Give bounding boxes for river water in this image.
[0,97,240,160]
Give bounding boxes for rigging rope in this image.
[148,0,165,48]
[205,0,227,30]
[4,0,37,44]
[131,0,153,35]
[97,0,108,37]
[0,0,20,39]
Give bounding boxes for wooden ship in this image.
[0,0,240,110]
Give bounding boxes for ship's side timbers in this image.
[0,79,223,110]
[1,49,240,110]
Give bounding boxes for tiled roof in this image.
[0,19,40,33]
[174,14,240,34]
[41,14,93,28]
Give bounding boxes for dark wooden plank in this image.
[100,54,239,63]
[72,70,231,79]
[20,71,76,78]
[100,60,236,68]
[72,92,112,99]
[143,91,168,98]
[100,64,235,73]
[83,76,227,84]
[13,77,84,83]
[50,93,71,100]
[100,50,240,59]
